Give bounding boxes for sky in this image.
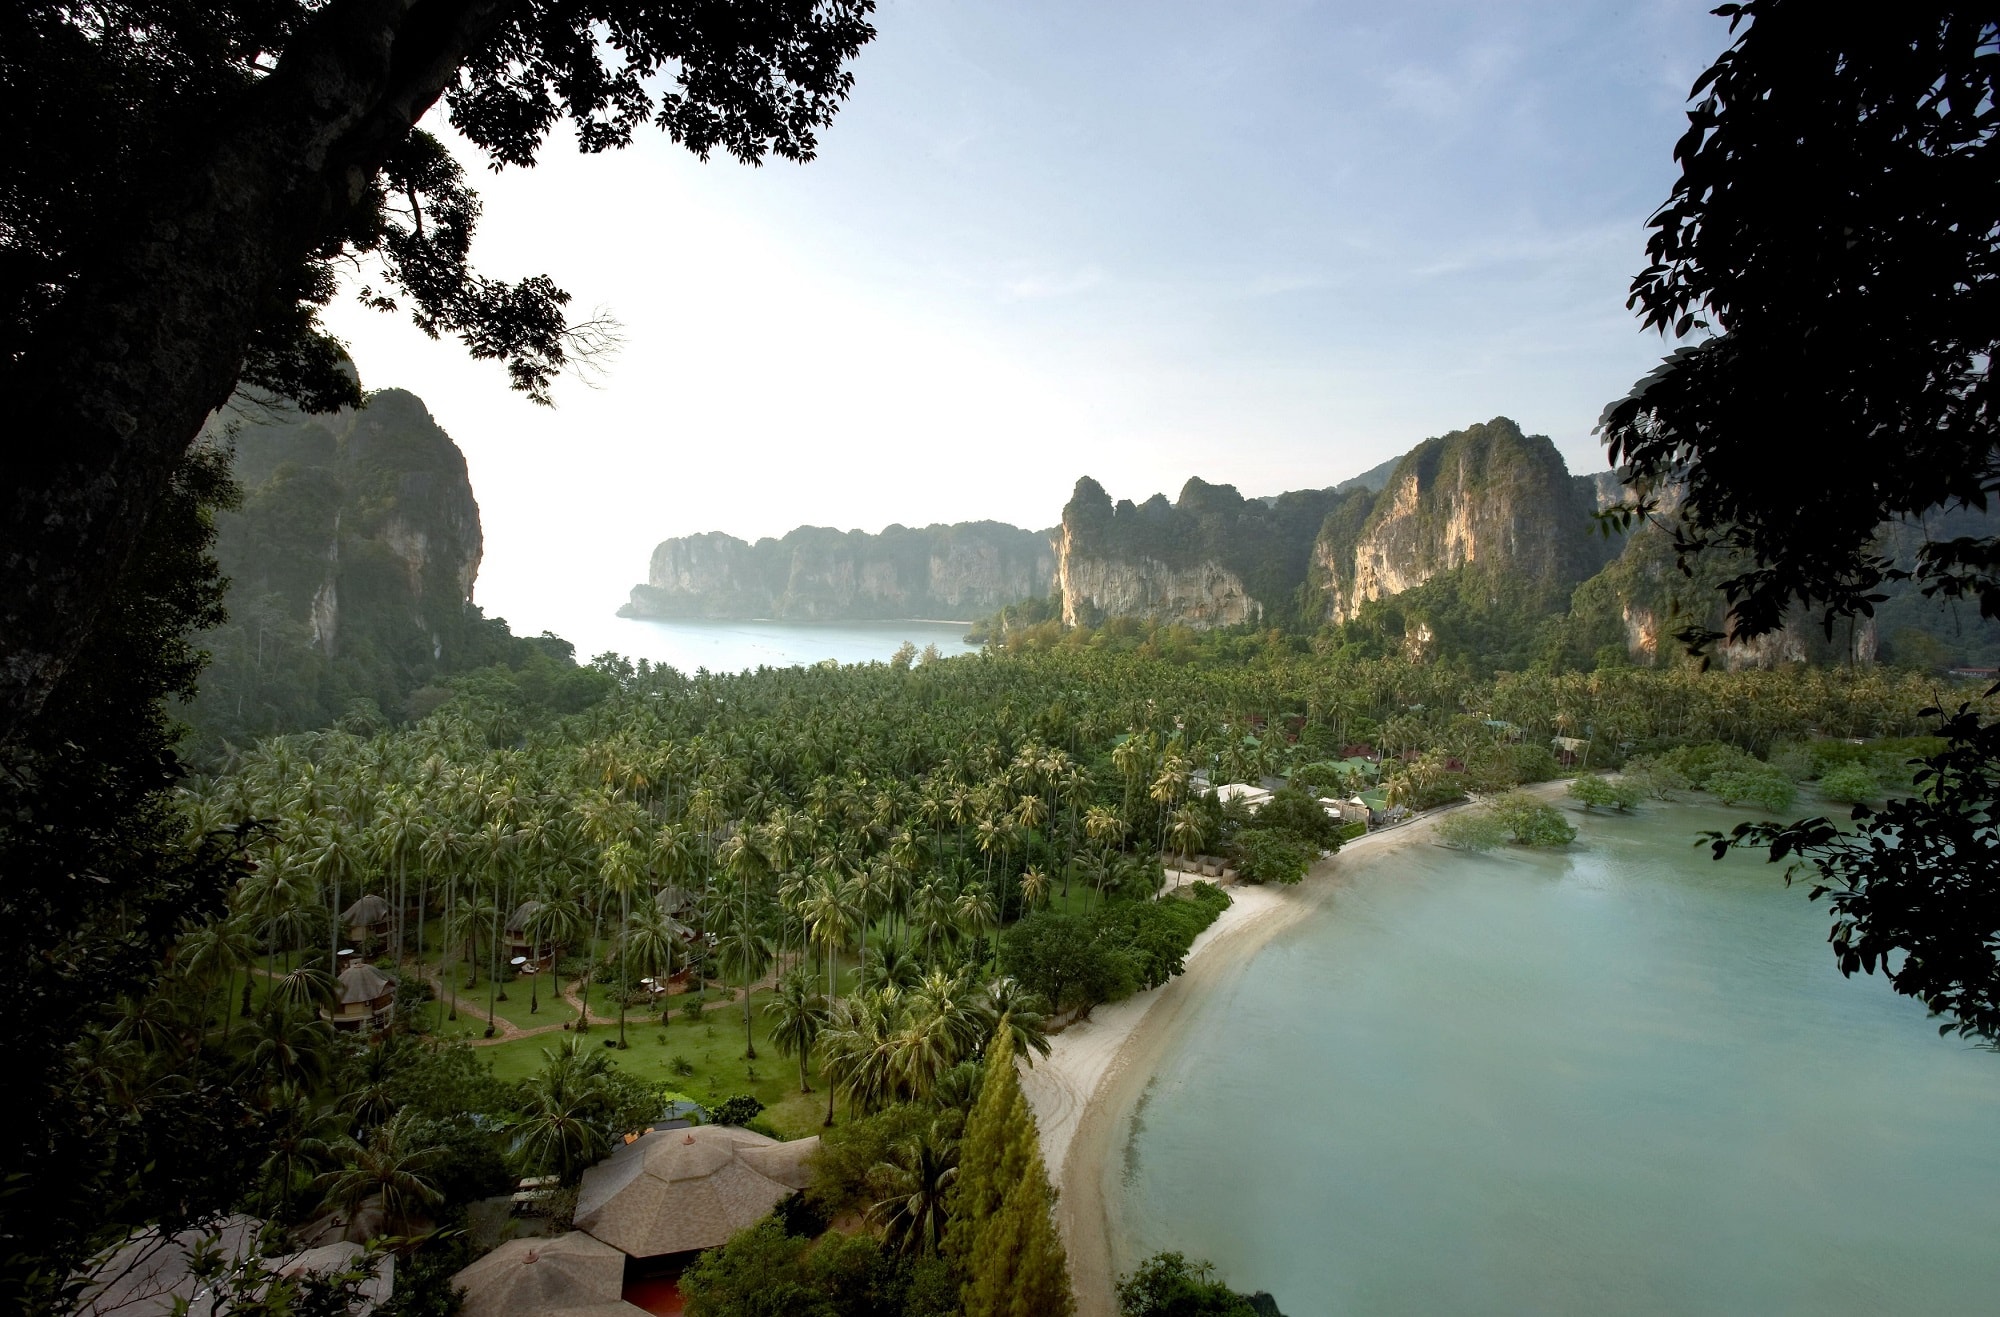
[321,0,1728,635]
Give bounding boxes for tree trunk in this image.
[0,0,510,746]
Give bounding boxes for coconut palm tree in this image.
[513,1039,616,1185]
[764,967,829,1094]
[714,906,774,1059]
[512,1039,614,1185]
[600,838,647,1048]
[866,1121,959,1257]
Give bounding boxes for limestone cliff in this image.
[1054,476,1346,629]
[1313,418,1616,624]
[623,521,1057,621]
[189,388,495,740]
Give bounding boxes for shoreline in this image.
[1027,783,1569,1315]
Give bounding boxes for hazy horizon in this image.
[318,0,1726,636]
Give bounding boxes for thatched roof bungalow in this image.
[503,899,553,966]
[574,1125,818,1261]
[326,963,396,1033]
[341,893,392,942]
[451,1233,648,1317]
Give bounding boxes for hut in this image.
[574,1125,819,1262]
[451,1232,648,1317]
[326,963,396,1033]
[342,893,392,945]
[504,900,553,968]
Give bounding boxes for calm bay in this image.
[1108,801,2000,1315]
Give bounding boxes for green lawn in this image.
[475,983,830,1138]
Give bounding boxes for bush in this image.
[1490,794,1577,847]
[1435,810,1508,852]
[1660,742,1765,790]
[1818,762,1881,804]
[1465,743,1562,794]
[1118,1252,1267,1317]
[1247,784,1343,850]
[708,1094,765,1127]
[1231,830,1315,885]
[1568,775,1641,811]
[807,1104,934,1218]
[1622,756,1691,799]
[1093,883,1231,988]
[1706,768,1798,814]
[1000,911,1134,1018]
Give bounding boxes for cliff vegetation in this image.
[183,389,584,753]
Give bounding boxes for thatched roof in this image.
[78,1219,394,1316]
[453,1232,626,1317]
[505,900,543,937]
[335,963,395,1006]
[342,893,391,925]
[274,1242,395,1312]
[77,1215,264,1316]
[574,1125,820,1259]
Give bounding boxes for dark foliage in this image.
[1601,2,2000,1038]
[1117,1251,1277,1317]
[0,454,266,1304]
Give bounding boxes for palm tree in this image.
[513,1039,615,1185]
[313,1110,446,1234]
[600,839,646,1048]
[952,882,997,970]
[714,907,774,1059]
[764,967,829,1094]
[1017,865,1050,912]
[866,1121,959,1257]
[371,793,425,961]
[178,915,260,1044]
[623,903,681,1029]
[306,818,368,975]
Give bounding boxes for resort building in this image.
[572,1124,820,1262]
[453,1232,648,1317]
[504,900,553,968]
[341,893,392,946]
[326,963,397,1033]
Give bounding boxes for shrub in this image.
[1118,1252,1266,1317]
[1435,810,1508,851]
[1465,743,1562,794]
[1706,768,1798,814]
[1248,783,1343,850]
[1568,775,1641,811]
[1231,830,1315,885]
[1491,794,1578,847]
[1818,762,1881,804]
[1621,756,1690,799]
[707,1095,765,1128]
[1660,742,1764,790]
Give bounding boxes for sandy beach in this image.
[1022,790,1564,1316]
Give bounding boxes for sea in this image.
[1108,800,2000,1316]
[484,597,981,674]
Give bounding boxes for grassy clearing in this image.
[476,984,828,1138]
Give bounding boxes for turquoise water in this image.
[483,604,980,674]
[1111,803,2000,1315]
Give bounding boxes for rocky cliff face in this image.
[1314,418,1615,624]
[623,521,1056,621]
[1054,520,1262,627]
[1053,475,1347,629]
[190,388,489,738]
